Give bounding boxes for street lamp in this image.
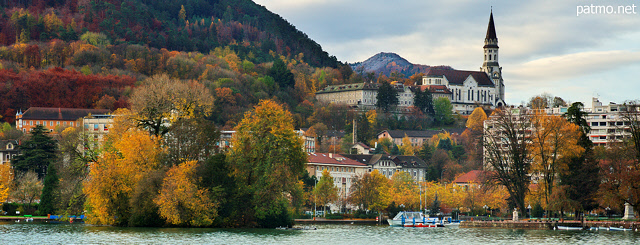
[314,177,318,220]
[483,205,488,216]
[606,207,611,219]
[527,204,532,219]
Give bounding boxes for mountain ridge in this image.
[350,52,452,79]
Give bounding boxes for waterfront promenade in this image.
[461,219,640,230]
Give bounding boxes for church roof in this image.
[316,82,379,94]
[485,12,497,41]
[425,69,495,87]
[419,85,453,94]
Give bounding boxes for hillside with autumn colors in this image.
[0,0,359,127]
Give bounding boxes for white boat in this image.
[387,212,443,227]
[556,226,583,230]
[607,226,632,231]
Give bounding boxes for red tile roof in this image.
[453,170,485,184]
[307,153,367,166]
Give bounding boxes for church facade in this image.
[419,12,505,115]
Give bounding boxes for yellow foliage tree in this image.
[389,172,419,209]
[400,134,415,155]
[430,132,452,148]
[155,160,219,227]
[530,111,583,205]
[466,107,488,132]
[313,169,338,216]
[0,163,13,203]
[84,125,163,225]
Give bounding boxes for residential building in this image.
[82,114,113,149]
[315,83,380,109]
[390,155,428,182]
[377,129,446,147]
[0,140,19,165]
[16,107,110,133]
[306,153,368,212]
[342,154,428,181]
[216,129,317,153]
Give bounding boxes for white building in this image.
[419,11,505,115]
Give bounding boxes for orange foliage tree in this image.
[155,160,220,227]
[530,111,583,205]
[84,111,164,226]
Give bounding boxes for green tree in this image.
[433,97,454,126]
[12,125,57,179]
[313,170,338,217]
[376,81,398,112]
[413,88,434,116]
[228,100,306,228]
[391,144,400,155]
[39,163,59,215]
[418,143,434,162]
[269,58,295,88]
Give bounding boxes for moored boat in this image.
[387,211,443,227]
[556,226,583,230]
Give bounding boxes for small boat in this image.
[387,211,443,227]
[607,226,632,231]
[276,226,317,230]
[556,226,583,230]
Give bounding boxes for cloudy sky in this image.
[253,0,640,107]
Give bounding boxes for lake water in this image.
[1,222,639,244]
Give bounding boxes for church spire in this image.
[484,11,498,48]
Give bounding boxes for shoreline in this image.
[460,220,640,230]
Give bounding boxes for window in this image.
[50,121,53,126]
[57,121,60,125]
[70,122,74,126]
[30,121,33,126]
[591,122,598,126]
[599,122,606,126]
[494,54,496,60]
[64,122,67,126]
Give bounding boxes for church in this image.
[418,11,506,115]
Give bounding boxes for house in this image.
[16,107,110,133]
[390,155,428,182]
[377,129,443,147]
[306,153,369,212]
[350,142,372,155]
[453,170,486,188]
[342,154,428,181]
[0,140,19,165]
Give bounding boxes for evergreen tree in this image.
[12,125,57,179]
[376,81,398,112]
[433,97,454,126]
[390,144,400,155]
[269,58,295,88]
[418,143,434,162]
[413,88,434,116]
[39,163,59,215]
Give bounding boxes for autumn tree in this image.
[530,111,583,205]
[483,108,532,212]
[558,102,600,216]
[0,163,13,203]
[163,118,220,166]
[466,107,488,132]
[400,134,415,155]
[84,124,164,226]
[313,169,338,217]
[155,160,220,227]
[228,99,307,228]
[349,170,391,212]
[11,171,43,213]
[130,74,214,136]
[12,125,57,179]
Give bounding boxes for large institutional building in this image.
[316,12,506,115]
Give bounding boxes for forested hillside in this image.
[0,0,358,128]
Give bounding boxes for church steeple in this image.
[484,11,498,48]
[481,10,504,106]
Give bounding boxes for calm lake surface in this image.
[1,222,639,244]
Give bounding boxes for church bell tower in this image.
[482,10,505,105]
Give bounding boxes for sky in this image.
[253,0,640,107]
